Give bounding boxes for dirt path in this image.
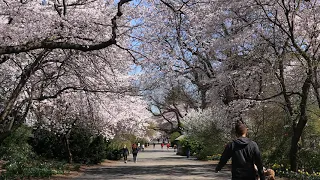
[71,144,231,180]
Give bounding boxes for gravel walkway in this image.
[73,144,231,180]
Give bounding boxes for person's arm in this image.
[215,142,232,172]
[253,143,265,180]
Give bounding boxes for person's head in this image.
[235,120,248,137]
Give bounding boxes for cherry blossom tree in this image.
[2,0,320,171]
[221,0,320,171]
[0,0,144,142]
[133,0,320,171]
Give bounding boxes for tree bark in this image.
[289,71,312,171]
[63,119,77,164]
[64,135,73,164]
[312,66,320,108]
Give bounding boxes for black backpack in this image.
[132,148,138,154]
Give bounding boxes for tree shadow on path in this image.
[75,163,231,180]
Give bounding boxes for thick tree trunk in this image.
[289,73,311,171]
[289,130,299,172]
[289,115,308,171]
[64,119,77,164]
[312,66,320,108]
[200,89,207,110]
[65,136,73,164]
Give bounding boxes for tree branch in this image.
[237,91,301,101]
[33,86,134,101]
[0,0,132,55]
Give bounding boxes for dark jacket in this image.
[132,147,138,155]
[215,137,265,180]
[122,147,129,156]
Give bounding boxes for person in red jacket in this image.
[215,120,265,180]
[161,143,164,149]
[166,143,170,150]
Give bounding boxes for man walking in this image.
[122,145,129,163]
[215,121,265,180]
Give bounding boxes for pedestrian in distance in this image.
[161,143,164,149]
[122,145,129,163]
[132,144,139,163]
[215,120,265,180]
[153,142,156,149]
[166,142,170,151]
[186,146,190,158]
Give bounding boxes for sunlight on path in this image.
[73,144,231,180]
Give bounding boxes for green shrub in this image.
[272,163,320,180]
[31,128,61,159]
[0,160,69,179]
[0,126,68,179]
[105,139,122,160]
[86,135,106,164]
[69,127,92,163]
[298,149,320,172]
[136,137,148,145]
[32,126,108,164]
[0,125,34,178]
[211,154,222,160]
[196,150,209,160]
[181,109,228,160]
[170,132,181,145]
[105,136,134,160]
[180,128,226,160]
[261,136,291,168]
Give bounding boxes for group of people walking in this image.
[121,141,173,163]
[121,142,151,163]
[160,142,170,150]
[121,143,140,163]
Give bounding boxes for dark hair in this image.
[235,120,247,136]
